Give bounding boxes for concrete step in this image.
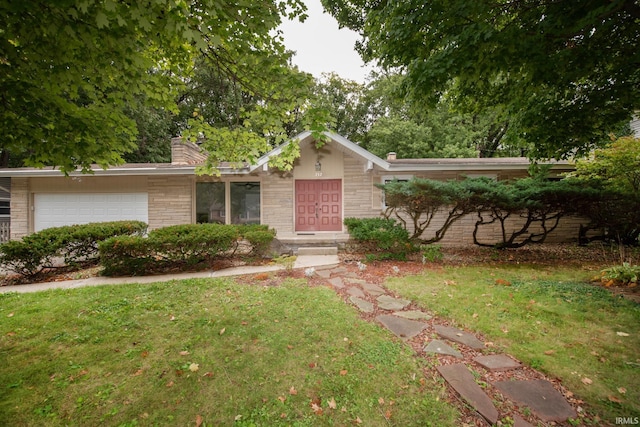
[297,246,338,256]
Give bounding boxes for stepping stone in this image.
[343,272,359,279]
[361,282,386,296]
[376,314,427,340]
[328,277,344,289]
[345,278,367,285]
[349,296,374,313]
[316,269,331,279]
[423,340,462,358]
[393,310,432,320]
[330,266,348,275]
[474,354,522,372]
[514,415,534,427]
[493,379,577,422]
[434,324,484,350]
[437,364,499,425]
[376,295,411,311]
[347,287,366,298]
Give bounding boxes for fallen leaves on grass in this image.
[581,377,593,385]
[328,397,337,409]
[310,402,323,415]
[189,363,199,372]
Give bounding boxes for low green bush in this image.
[421,244,444,262]
[236,225,276,257]
[99,235,153,277]
[0,221,147,278]
[600,262,640,286]
[148,223,239,264]
[344,217,416,260]
[100,223,276,276]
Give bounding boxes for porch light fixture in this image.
[315,160,322,172]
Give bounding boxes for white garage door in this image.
[34,193,148,232]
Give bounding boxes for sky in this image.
[278,0,375,83]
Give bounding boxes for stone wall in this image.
[9,177,28,240]
[148,175,193,230]
[261,172,294,236]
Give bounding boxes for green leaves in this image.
[323,0,640,159]
[1,0,316,173]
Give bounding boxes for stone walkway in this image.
[311,263,578,426]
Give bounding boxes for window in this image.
[230,182,261,224]
[380,175,412,209]
[0,200,9,217]
[196,182,261,225]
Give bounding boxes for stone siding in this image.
[9,178,29,239]
[343,155,378,221]
[261,173,294,236]
[148,175,193,230]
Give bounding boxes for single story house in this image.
[1,131,578,247]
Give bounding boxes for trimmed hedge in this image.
[99,223,276,276]
[0,221,147,278]
[343,217,416,260]
[236,224,277,256]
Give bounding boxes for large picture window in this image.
[196,181,261,225]
[230,182,260,224]
[196,182,225,224]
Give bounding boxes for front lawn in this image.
[0,277,457,426]
[384,264,640,423]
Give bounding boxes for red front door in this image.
[295,179,342,232]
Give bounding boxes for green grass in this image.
[384,264,640,422]
[0,277,458,426]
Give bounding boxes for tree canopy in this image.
[0,0,322,174]
[322,0,640,159]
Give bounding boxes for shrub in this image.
[0,221,147,278]
[421,244,443,263]
[148,223,239,264]
[380,178,474,242]
[99,223,244,276]
[242,229,276,257]
[99,235,153,277]
[344,217,415,260]
[600,263,640,287]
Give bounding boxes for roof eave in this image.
[0,165,252,178]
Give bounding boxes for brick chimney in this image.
[387,152,397,161]
[171,137,207,165]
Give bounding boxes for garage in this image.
[34,193,148,232]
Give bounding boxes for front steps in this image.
[296,246,338,256]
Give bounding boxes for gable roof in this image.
[250,131,390,172]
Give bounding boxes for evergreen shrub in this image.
[343,217,415,260]
[0,221,147,278]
